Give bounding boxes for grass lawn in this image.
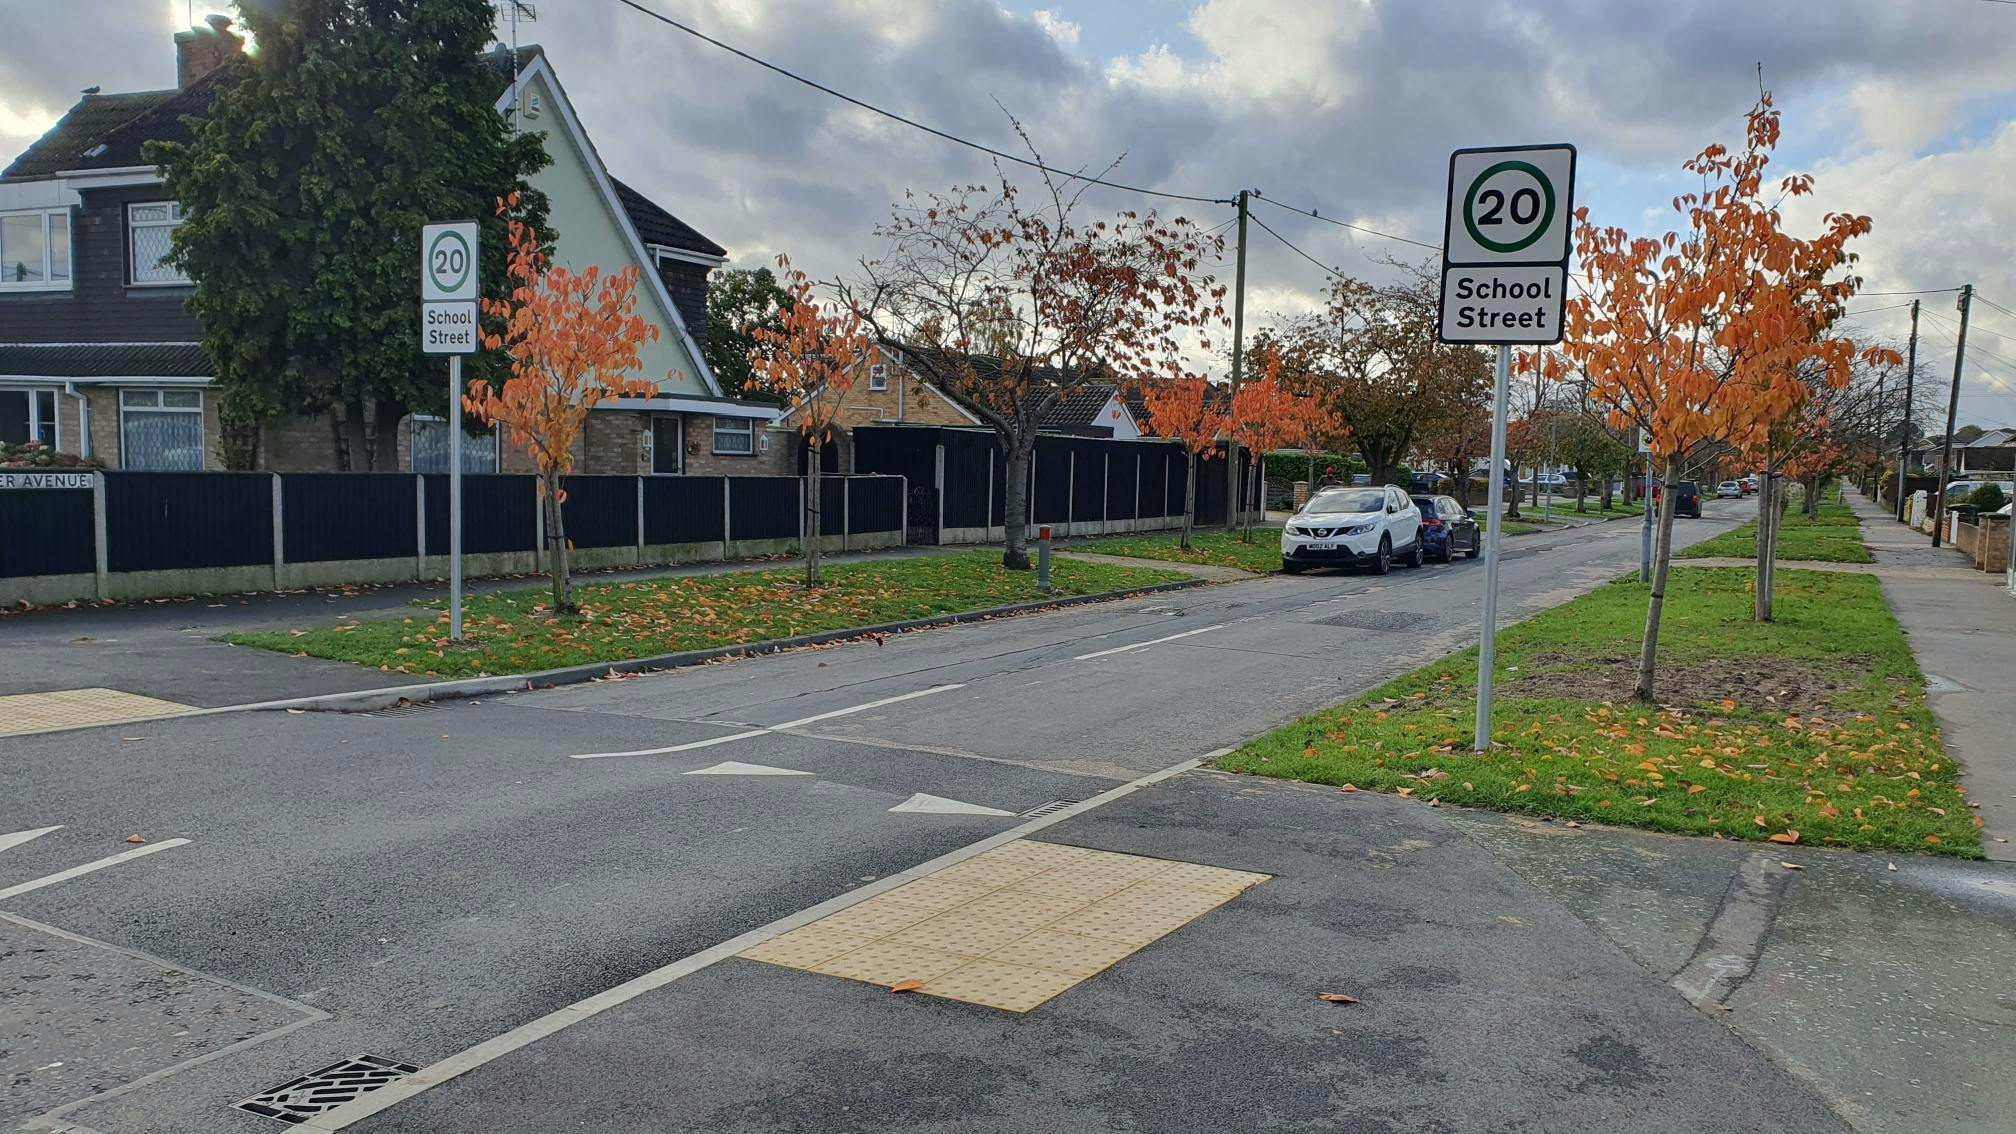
[1216,567,1980,857]
[1073,529,1285,573]
[1678,499,1873,563]
[224,552,1189,679]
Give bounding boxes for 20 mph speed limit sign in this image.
[1436,144,1576,345]
[421,220,480,355]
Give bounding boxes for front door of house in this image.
[651,415,682,475]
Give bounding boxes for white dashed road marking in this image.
[566,685,967,760]
[1072,624,1225,661]
[0,838,190,903]
[887,792,1016,816]
[0,825,63,855]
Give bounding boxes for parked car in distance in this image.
[1282,485,1424,575]
[1739,476,1757,494]
[1672,480,1702,518]
[1716,480,1743,498]
[1411,494,1480,562]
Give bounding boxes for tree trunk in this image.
[329,404,352,471]
[1804,474,1821,517]
[1241,454,1261,543]
[1181,451,1198,550]
[1754,472,1776,622]
[544,474,575,615]
[1600,476,1614,511]
[804,444,823,587]
[360,392,381,471]
[1001,441,1032,570]
[1222,440,1239,533]
[1634,455,1682,702]
[1573,466,1589,512]
[1507,458,1523,519]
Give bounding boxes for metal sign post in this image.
[1436,144,1576,753]
[421,220,481,640]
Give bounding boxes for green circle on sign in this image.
[1461,160,1556,255]
[428,229,473,294]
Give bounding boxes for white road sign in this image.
[1437,144,1576,345]
[421,221,479,356]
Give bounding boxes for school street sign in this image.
[421,220,479,355]
[1437,144,1576,345]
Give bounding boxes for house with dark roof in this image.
[0,18,780,475]
[1039,383,1143,439]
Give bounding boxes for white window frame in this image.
[1,386,61,447]
[128,201,191,286]
[712,415,755,455]
[0,208,72,292]
[867,363,888,391]
[118,387,205,470]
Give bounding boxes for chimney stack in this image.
[173,14,242,89]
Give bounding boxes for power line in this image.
[1853,286,1964,297]
[1972,293,2016,321]
[1925,308,2016,350]
[1837,301,1916,319]
[1251,212,1345,277]
[607,0,1232,208]
[1250,194,1442,252]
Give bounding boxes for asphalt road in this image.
[13,504,1924,1134]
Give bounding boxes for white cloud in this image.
[1031,9,1079,47]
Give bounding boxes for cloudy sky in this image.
[5,0,2015,425]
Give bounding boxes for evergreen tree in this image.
[703,266,793,404]
[151,0,551,469]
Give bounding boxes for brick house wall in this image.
[0,186,206,345]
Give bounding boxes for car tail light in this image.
[1422,518,1442,529]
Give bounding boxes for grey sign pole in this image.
[1474,344,1512,751]
[449,354,464,640]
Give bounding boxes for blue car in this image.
[1410,495,1481,563]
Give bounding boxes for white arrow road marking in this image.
[684,761,813,776]
[888,793,1016,817]
[0,838,190,903]
[1073,624,1225,661]
[0,826,62,855]
[568,685,966,761]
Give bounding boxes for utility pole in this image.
[1931,285,1972,548]
[1224,189,1249,532]
[1896,299,1918,522]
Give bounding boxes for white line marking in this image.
[0,826,62,855]
[888,792,1015,816]
[0,839,190,903]
[566,685,965,761]
[684,761,813,777]
[298,749,1214,1130]
[1072,624,1225,661]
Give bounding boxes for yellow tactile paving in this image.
[0,687,195,737]
[740,840,1269,1012]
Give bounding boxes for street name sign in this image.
[1437,144,1576,345]
[0,471,92,490]
[421,221,479,356]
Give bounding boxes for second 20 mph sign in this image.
[1436,144,1576,345]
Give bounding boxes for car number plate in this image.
[1309,542,1336,551]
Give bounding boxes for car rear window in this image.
[1411,497,1438,514]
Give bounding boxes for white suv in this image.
[1281,485,1424,575]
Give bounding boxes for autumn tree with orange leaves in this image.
[1553,92,1893,697]
[469,199,659,615]
[747,255,874,587]
[1142,375,1228,550]
[1229,351,1339,543]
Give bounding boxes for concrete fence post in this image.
[799,475,808,553]
[1102,452,1111,535]
[842,475,852,553]
[986,455,996,541]
[722,476,733,557]
[532,483,545,575]
[1066,451,1076,534]
[634,475,646,565]
[414,475,426,581]
[933,443,946,545]
[270,473,285,590]
[899,474,909,548]
[1134,452,1143,535]
[91,471,109,600]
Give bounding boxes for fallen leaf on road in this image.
[1339,784,1357,793]
[1767,830,1800,844]
[285,708,306,715]
[1887,861,1898,871]
[1565,821,1581,828]
[125,835,145,844]
[1318,992,1360,1004]
[888,980,927,993]
[1779,862,1804,871]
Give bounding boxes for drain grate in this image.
[235,1055,419,1124]
[1312,610,1430,633]
[370,701,435,717]
[1018,799,1081,819]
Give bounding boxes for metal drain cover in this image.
[370,702,434,717]
[1019,799,1081,819]
[1312,610,1429,633]
[236,1055,419,1124]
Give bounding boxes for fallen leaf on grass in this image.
[1317,992,1360,1004]
[888,980,927,993]
[1767,830,1800,845]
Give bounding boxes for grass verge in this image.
[224,551,1190,679]
[1215,567,1980,857]
[1679,499,1872,563]
[1073,530,1284,573]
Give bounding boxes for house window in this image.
[867,363,888,391]
[713,416,754,455]
[410,415,499,473]
[119,388,204,470]
[0,209,70,290]
[129,202,189,285]
[0,388,59,446]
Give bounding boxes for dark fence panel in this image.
[643,475,725,545]
[0,488,95,578]
[730,476,799,542]
[942,432,994,529]
[1072,447,1107,522]
[424,474,537,556]
[282,474,417,564]
[1139,447,1169,518]
[818,476,846,536]
[991,447,1007,527]
[1105,446,1139,521]
[849,476,904,534]
[1032,443,1071,525]
[1194,448,1228,526]
[557,476,637,550]
[106,472,271,573]
[851,426,937,486]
